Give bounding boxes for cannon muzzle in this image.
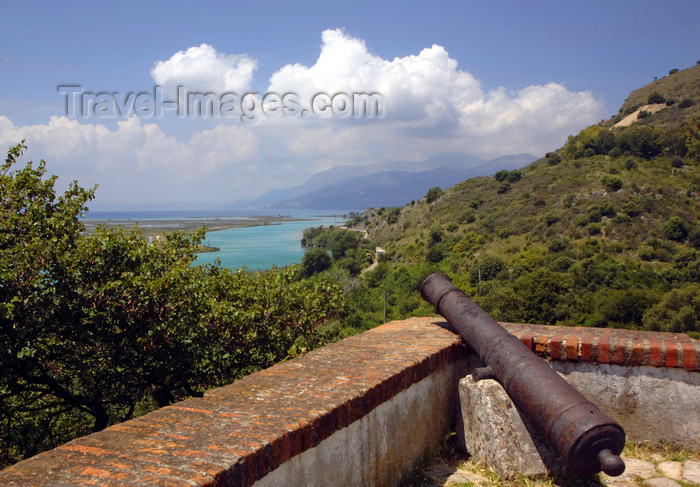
[421,273,625,477]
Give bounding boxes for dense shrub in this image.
[495,169,509,182]
[664,216,689,242]
[470,255,506,284]
[497,181,512,194]
[602,176,623,191]
[547,153,562,165]
[643,283,700,334]
[648,92,665,104]
[425,186,444,204]
[506,170,522,183]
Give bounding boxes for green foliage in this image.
[679,98,694,108]
[546,152,562,165]
[664,216,689,242]
[470,255,506,284]
[609,146,622,158]
[602,176,623,192]
[648,92,666,104]
[548,238,569,253]
[425,186,444,204]
[494,169,509,182]
[301,226,372,273]
[564,126,615,158]
[426,244,447,263]
[468,196,483,209]
[386,207,401,224]
[497,181,512,194]
[544,212,561,226]
[643,283,700,333]
[564,122,697,161]
[344,99,700,348]
[616,126,662,159]
[689,226,700,249]
[0,143,344,467]
[506,170,523,183]
[671,156,684,168]
[302,247,332,276]
[624,157,638,170]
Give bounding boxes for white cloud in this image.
[0,30,608,205]
[151,43,257,94]
[0,115,259,203]
[136,123,257,175]
[268,29,605,158]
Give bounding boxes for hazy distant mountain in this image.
[267,153,536,210]
[230,152,535,210]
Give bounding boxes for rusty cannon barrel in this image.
[420,273,625,477]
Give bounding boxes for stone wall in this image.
[0,318,697,486]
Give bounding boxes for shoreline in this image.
[81,216,312,237]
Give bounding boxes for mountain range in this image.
[230,152,536,210]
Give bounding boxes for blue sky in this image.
[1,0,698,208]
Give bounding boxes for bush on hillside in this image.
[664,216,689,242]
[648,92,665,104]
[425,186,444,204]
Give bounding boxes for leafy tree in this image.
[426,244,446,263]
[664,216,689,242]
[506,170,522,183]
[330,231,362,260]
[643,283,700,334]
[647,92,665,104]
[497,181,512,194]
[547,152,562,165]
[470,255,506,284]
[494,170,509,182]
[425,186,444,204]
[623,157,638,170]
[615,126,662,159]
[602,176,623,192]
[689,226,700,249]
[591,288,657,328]
[512,269,572,324]
[428,225,444,246]
[302,247,332,276]
[0,143,344,467]
[565,126,615,158]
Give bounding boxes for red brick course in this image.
[0,318,697,486]
[501,323,699,370]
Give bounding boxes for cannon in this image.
[420,273,625,477]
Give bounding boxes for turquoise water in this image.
[194,216,341,271]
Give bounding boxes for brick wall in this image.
[0,318,697,486]
[503,322,698,370]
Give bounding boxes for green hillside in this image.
[306,64,700,336]
[610,63,700,129]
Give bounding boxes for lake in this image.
[194,215,342,270]
[84,210,353,270]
